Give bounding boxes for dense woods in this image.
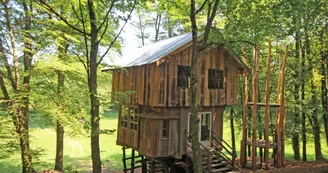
[0,0,327,173]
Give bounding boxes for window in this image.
[208,69,223,89]
[130,106,139,131]
[120,106,128,128]
[162,120,169,138]
[178,66,191,88]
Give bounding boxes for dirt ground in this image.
[102,160,328,173]
[240,160,328,173]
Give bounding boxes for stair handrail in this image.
[188,132,212,171]
[211,130,236,168]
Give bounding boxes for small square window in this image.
[178,66,191,88]
[208,69,223,89]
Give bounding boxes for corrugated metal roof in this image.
[125,32,192,67]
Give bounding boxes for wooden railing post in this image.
[207,149,212,171]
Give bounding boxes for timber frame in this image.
[239,42,288,170]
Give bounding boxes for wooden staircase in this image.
[183,131,237,173]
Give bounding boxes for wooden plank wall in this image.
[111,46,239,107]
[138,118,158,157]
[157,119,179,157]
[226,65,239,105]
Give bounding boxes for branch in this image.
[37,0,90,36]
[97,18,109,43]
[203,0,219,43]
[0,37,16,91]
[71,2,83,23]
[78,0,90,65]
[97,0,136,66]
[0,70,10,100]
[97,0,117,31]
[195,0,208,15]
[73,52,89,78]
[2,0,20,91]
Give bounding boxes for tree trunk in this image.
[300,32,307,161]
[292,30,301,160]
[190,1,202,173]
[320,31,328,147]
[87,0,101,172]
[306,31,325,161]
[154,11,161,41]
[55,42,66,171]
[21,1,33,172]
[55,121,64,171]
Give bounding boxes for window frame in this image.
[177,65,191,88]
[120,105,129,128]
[129,106,139,131]
[162,120,169,138]
[208,69,223,89]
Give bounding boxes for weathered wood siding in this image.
[111,46,239,107]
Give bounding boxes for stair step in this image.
[210,166,232,173]
[211,162,228,167]
[202,158,224,165]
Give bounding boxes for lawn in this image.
[1,111,328,173]
[0,111,125,173]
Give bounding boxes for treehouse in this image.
[103,33,248,173]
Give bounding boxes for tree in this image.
[36,0,135,172]
[1,0,34,172]
[190,0,219,172]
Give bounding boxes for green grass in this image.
[0,111,125,173]
[1,111,328,173]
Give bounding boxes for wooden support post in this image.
[264,41,272,170]
[275,54,283,168]
[141,156,147,173]
[122,147,127,173]
[280,46,288,167]
[276,45,287,168]
[240,55,248,168]
[160,159,170,173]
[131,149,135,173]
[151,160,155,173]
[252,46,260,170]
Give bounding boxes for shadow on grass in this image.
[0,160,21,173]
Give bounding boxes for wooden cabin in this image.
[104,33,247,172]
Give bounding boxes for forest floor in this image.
[239,160,328,173]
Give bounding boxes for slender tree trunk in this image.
[54,40,67,171]
[87,0,101,172]
[190,2,202,172]
[306,31,325,161]
[138,14,145,46]
[167,16,172,38]
[300,33,307,161]
[292,30,301,160]
[320,31,328,147]
[154,11,161,41]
